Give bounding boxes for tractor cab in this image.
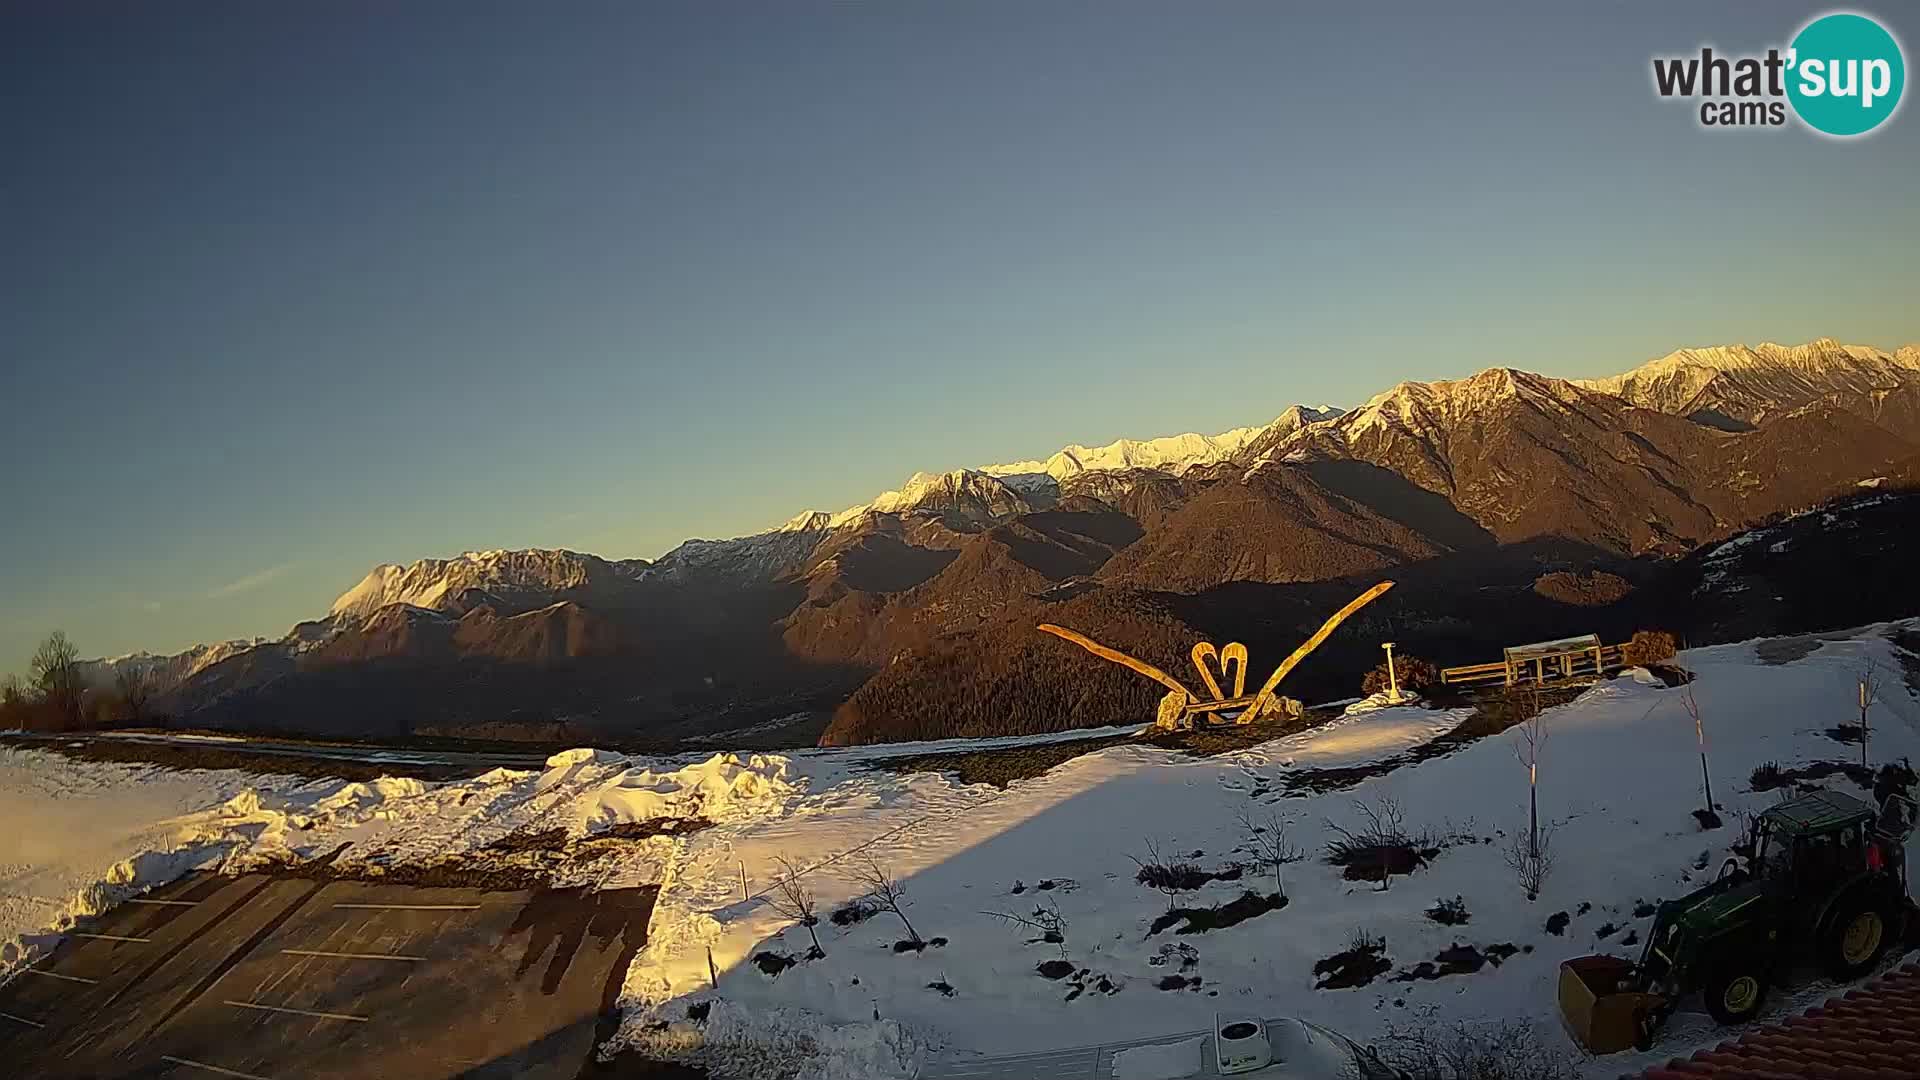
[1750,789,1879,879]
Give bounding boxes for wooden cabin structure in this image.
[1440,633,1624,689]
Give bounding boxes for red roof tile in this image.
[1629,961,1920,1080]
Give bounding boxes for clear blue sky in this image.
[3,2,1917,667]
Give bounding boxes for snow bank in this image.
[0,751,312,981]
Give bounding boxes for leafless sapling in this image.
[1511,716,1547,860]
[1234,806,1302,899]
[763,854,824,958]
[1859,661,1882,769]
[1680,686,1716,813]
[853,852,921,945]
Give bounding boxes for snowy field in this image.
[2,623,1917,1080]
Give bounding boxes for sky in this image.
[3,1,1918,667]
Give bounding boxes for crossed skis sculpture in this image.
[1038,580,1394,731]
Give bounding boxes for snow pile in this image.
[551,751,800,835]
[0,752,313,981]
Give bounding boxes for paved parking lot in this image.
[0,872,655,1080]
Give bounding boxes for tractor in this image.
[1559,787,1917,1053]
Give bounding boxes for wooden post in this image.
[739,861,749,901]
[1860,677,1871,769]
[707,946,719,989]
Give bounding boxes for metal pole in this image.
[1382,642,1401,702]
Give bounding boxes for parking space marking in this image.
[331,903,479,911]
[1,1010,46,1028]
[223,1000,370,1023]
[24,967,98,984]
[128,898,199,907]
[281,948,424,962]
[162,1055,275,1080]
[73,932,152,943]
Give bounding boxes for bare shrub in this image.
[983,897,1069,959]
[115,668,155,726]
[1621,629,1678,667]
[1381,1013,1579,1080]
[1504,826,1554,901]
[1362,654,1438,697]
[1325,796,1429,890]
[763,854,824,958]
[1130,838,1210,910]
[851,853,921,945]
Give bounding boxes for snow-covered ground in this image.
[2,624,1917,1080]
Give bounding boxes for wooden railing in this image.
[1442,644,1625,688]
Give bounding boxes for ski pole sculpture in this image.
[1038,580,1395,731]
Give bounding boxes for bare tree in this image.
[852,852,921,945]
[763,854,824,958]
[1511,715,1547,860]
[1858,661,1882,769]
[1234,806,1302,899]
[115,668,155,727]
[0,673,26,709]
[30,631,81,730]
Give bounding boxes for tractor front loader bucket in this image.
[1558,956,1665,1053]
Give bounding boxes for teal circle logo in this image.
[1787,12,1905,136]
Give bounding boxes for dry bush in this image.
[1324,797,1430,889]
[1361,655,1438,697]
[1130,838,1210,909]
[1620,629,1678,667]
[1504,826,1554,901]
[1381,1013,1579,1080]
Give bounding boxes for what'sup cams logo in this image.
[1652,10,1905,136]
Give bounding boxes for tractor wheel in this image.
[1703,962,1768,1025]
[1820,891,1896,981]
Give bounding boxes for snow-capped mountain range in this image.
[82,339,1920,728]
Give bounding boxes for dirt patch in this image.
[32,738,484,783]
[751,951,797,977]
[246,848,559,891]
[1036,959,1075,980]
[1147,891,1288,936]
[1756,634,1824,666]
[1314,939,1391,990]
[868,710,1337,788]
[1825,723,1866,746]
[489,827,571,853]
[1545,911,1570,936]
[1750,759,1874,793]
[925,978,955,997]
[830,897,882,926]
[1390,941,1522,983]
[595,818,713,840]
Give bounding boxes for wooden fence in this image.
[1441,643,1625,689]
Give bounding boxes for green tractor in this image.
[1560,788,1917,1053]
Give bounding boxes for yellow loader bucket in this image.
[1557,956,1664,1054]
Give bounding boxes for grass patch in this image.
[830,897,883,927]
